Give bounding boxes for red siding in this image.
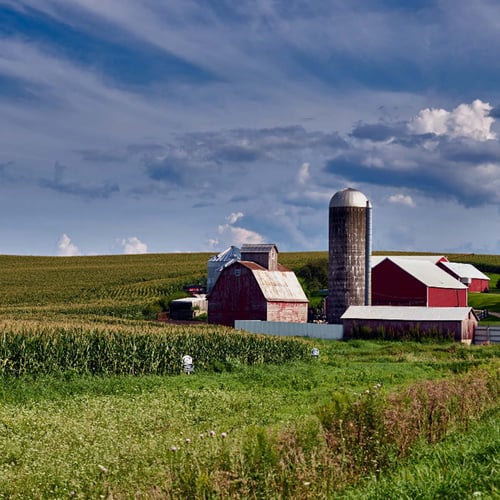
[468,279,489,293]
[372,259,427,306]
[267,301,308,323]
[428,287,467,307]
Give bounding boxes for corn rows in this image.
[0,325,310,376]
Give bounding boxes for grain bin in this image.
[327,188,372,323]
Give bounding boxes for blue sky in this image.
[1,0,499,256]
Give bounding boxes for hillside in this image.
[0,251,498,322]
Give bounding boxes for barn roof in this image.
[341,306,476,321]
[374,257,467,289]
[241,244,278,254]
[439,261,490,281]
[239,261,308,302]
[371,255,447,267]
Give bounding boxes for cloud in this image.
[57,233,80,256]
[218,225,266,246]
[39,163,119,199]
[226,212,244,224]
[119,236,148,254]
[297,162,310,185]
[408,100,496,141]
[388,193,416,207]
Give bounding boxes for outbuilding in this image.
[437,261,490,293]
[341,305,478,343]
[372,257,468,307]
[208,244,308,327]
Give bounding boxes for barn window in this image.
[235,268,241,277]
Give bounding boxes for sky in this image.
[1,0,500,257]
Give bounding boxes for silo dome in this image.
[329,188,371,208]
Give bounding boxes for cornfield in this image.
[0,321,310,376]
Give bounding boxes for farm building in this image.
[169,296,208,321]
[208,244,308,327]
[437,261,490,293]
[341,306,478,343]
[207,245,241,293]
[372,256,468,307]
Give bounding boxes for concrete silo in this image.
[327,188,372,323]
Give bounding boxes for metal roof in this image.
[341,306,475,321]
[208,245,241,262]
[371,255,446,267]
[238,262,308,302]
[329,188,371,208]
[241,243,278,254]
[374,257,467,289]
[439,262,490,281]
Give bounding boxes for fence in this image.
[474,326,500,344]
[235,320,344,340]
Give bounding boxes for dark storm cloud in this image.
[350,122,406,142]
[143,157,187,186]
[38,163,119,199]
[436,138,500,164]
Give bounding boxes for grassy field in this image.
[0,251,499,497]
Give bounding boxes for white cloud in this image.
[216,223,265,247]
[57,233,80,256]
[297,162,310,185]
[408,99,496,141]
[226,212,244,224]
[388,194,416,207]
[120,236,148,254]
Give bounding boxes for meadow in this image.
[0,251,499,498]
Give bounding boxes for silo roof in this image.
[329,188,371,208]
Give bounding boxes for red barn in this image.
[437,261,490,293]
[208,245,308,327]
[341,306,478,343]
[372,257,467,307]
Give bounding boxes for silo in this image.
[327,188,372,323]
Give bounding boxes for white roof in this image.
[252,269,308,302]
[341,306,475,321]
[371,255,446,267]
[439,262,490,281]
[374,257,467,289]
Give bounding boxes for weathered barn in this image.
[372,257,468,307]
[341,306,478,343]
[437,261,490,293]
[208,245,308,327]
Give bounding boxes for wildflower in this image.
[303,482,311,487]
[221,432,227,438]
[185,438,191,444]
[365,389,370,394]
[171,446,178,452]
[209,430,216,437]
[98,464,108,473]
[199,433,204,439]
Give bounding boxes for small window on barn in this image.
[234,268,241,277]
